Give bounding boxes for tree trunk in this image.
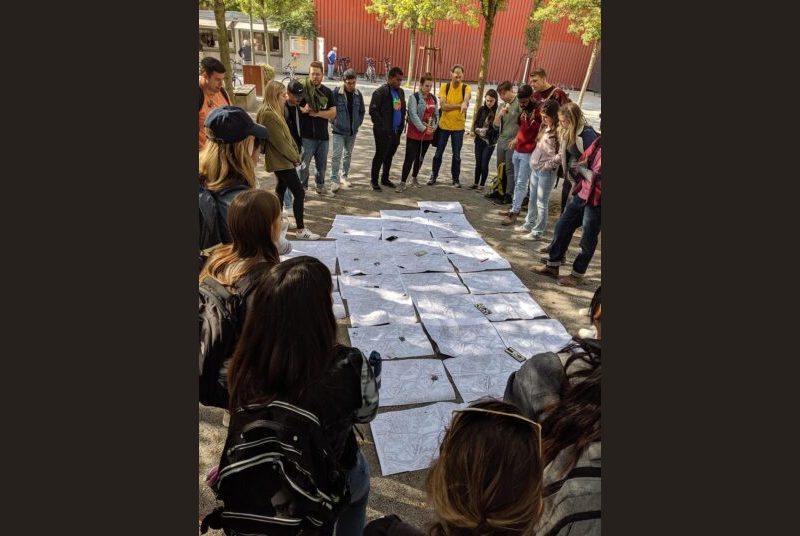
[213,0,234,97]
[406,28,416,89]
[248,0,255,64]
[473,9,497,129]
[577,40,600,107]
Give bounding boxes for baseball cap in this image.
[204,106,267,144]
[287,80,304,96]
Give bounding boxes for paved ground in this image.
[199,87,601,532]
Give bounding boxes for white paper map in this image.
[425,323,505,358]
[327,227,382,240]
[400,272,468,295]
[443,353,522,403]
[332,215,383,229]
[332,275,339,292]
[418,201,464,213]
[447,252,512,273]
[345,287,418,327]
[371,402,464,476]
[347,323,435,359]
[427,223,482,240]
[378,359,455,407]
[435,237,491,255]
[379,238,444,257]
[392,253,455,274]
[380,210,430,224]
[462,293,547,321]
[493,319,574,358]
[460,270,529,294]
[338,252,397,275]
[412,293,493,327]
[332,292,347,319]
[338,273,406,299]
[280,241,338,274]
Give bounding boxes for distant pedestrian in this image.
[327,46,338,80]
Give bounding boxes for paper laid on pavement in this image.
[462,293,547,322]
[423,212,471,227]
[400,272,469,295]
[425,323,505,358]
[379,210,430,224]
[379,237,444,257]
[427,223,482,240]
[460,270,529,294]
[378,359,456,407]
[345,287,418,327]
[417,201,464,213]
[435,237,491,255]
[412,293,493,328]
[347,323,435,359]
[443,353,523,403]
[493,319,574,358]
[392,252,455,274]
[446,251,512,273]
[280,241,338,274]
[332,215,383,229]
[332,275,339,292]
[371,402,465,476]
[339,273,407,299]
[338,252,398,276]
[327,227,382,240]
[332,292,347,319]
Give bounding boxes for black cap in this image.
[204,106,267,144]
[287,80,304,96]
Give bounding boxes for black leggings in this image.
[473,137,496,186]
[274,168,305,229]
[401,138,431,182]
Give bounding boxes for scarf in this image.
[302,78,328,112]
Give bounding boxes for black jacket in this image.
[369,83,407,137]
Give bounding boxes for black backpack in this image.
[199,184,249,252]
[198,266,266,409]
[200,399,350,535]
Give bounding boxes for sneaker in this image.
[501,212,518,226]
[395,182,407,193]
[530,264,559,278]
[372,183,382,191]
[558,274,583,287]
[493,194,511,206]
[340,176,351,188]
[452,180,462,188]
[427,177,437,186]
[468,184,478,190]
[381,179,396,188]
[514,224,532,232]
[538,244,551,253]
[498,209,512,216]
[578,326,598,339]
[331,181,340,193]
[578,307,592,317]
[296,228,320,240]
[521,232,545,241]
[283,216,297,231]
[411,177,421,188]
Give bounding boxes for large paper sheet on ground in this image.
[378,359,455,407]
[371,402,464,476]
[425,323,505,358]
[460,270,529,294]
[339,273,407,299]
[347,323,435,359]
[493,319,573,358]
[400,272,469,295]
[344,287,418,327]
[443,353,522,403]
[392,253,455,274]
[412,293,493,327]
[462,293,547,322]
[280,241,338,274]
[417,201,464,213]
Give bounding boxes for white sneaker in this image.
[315,185,333,196]
[331,181,340,193]
[340,177,351,188]
[521,232,545,241]
[578,326,598,339]
[282,215,297,230]
[514,224,532,232]
[578,307,592,317]
[296,228,320,240]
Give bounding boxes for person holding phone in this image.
[470,89,499,190]
[397,72,438,192]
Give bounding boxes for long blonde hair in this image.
[199,135,256,191]
[557,102,587,150]
[199,189,281,286]
[426,399,544,536]
[256,80,294,144]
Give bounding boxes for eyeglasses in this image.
[451,407,542,455]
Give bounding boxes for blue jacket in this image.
[330,86,365,136]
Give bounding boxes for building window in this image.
[253,32,265,52]
[269,33,281,54]
[290,36,309,54]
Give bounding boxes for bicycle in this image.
[382,56,392,81]
[280,53,300,85]
[363,57,377,83]
[334,56,351,80]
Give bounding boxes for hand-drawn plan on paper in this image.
[280,241,338,274]
[347,323,435,359]
[380,210,430,224]
[392,253,455,274]
[426,223,482,240]
[378,359,455,407]
[418,201,464,214]
[338,273,407,299]
[338,252,397,276]
[344,287,418,327]
[462,292,547,322]
[379,237,444,257]
[435,237,491,255]
[400,272,468,295]
[425,323,505,358]
[443,353,522,403]
[446,251,512,272]
[460,271,529,294]
[332,292,347,319]
[332,215,383,229]
[493,319,574,358]
[371,402,465,476]
[412,293,492,327]
[327,227,383,240]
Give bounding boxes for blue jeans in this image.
[548,196,601,276]
[431,129,464,182]
[510,151,532,213]
[331,133,357,183]
[335,449,370,536]
[328,63,335,79]
[524,167,558,236]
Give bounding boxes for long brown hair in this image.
[199,189,281,286]
[541,352,601,474]
[199,134,257,191]
[426,399,544,536]
[227,256,336,411]
[557,101,587,149]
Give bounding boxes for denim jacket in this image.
[330,86,365,136]
[406,91,439,132]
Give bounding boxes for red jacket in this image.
[515,109,540,153]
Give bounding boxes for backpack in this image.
[484,160,505,198]
[198,265,266,409]
[199,184,248,252]
[199,85,231,111]
[200,399,351,535]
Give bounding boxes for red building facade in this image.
[315,0,598,90]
